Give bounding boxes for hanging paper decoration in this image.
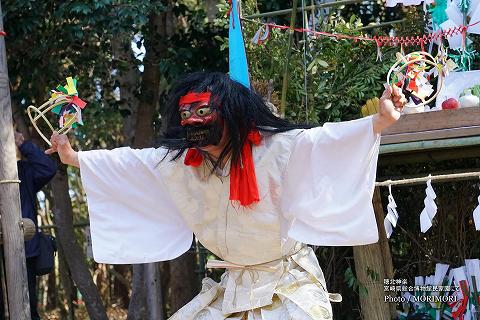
[244,14,478,49]
[386,0,434,7]
[229,0,250,88]
[437,0,479,71]
[458,0,472,15]
[419,178,437,233]
[465,259,480,314]
[439,20,467,50]
[251,24,270,45]
[449,47,477,72]
[474,195,480,231]
[384,185,399,239]
[446,1,464,26]
[470,4,480,34]
[435,43,459,78]
[428,0,449,29]
[398,262,480,319]
[27,76,87,146]
[449,267,471,319]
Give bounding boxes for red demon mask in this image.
[178,92,218,127]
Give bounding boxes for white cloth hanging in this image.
[386,0,434,7]
[384,185,399,238]
[473,195,480,231]
[419,178,437,233]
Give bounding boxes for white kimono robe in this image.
[78,116,381,320]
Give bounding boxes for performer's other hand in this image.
[45,132,80,168]
[373,85,407,134]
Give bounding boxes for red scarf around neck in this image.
[184,130,262,207]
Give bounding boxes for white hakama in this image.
[79,116,380,319]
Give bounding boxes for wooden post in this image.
[373,187,396,318]
[0,0,32,318]
[352,187,393,320]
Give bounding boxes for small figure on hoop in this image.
[387,50,456,113]
[27,77,87,145]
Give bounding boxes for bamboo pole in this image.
[244,0,363,19]
[0,1,32,318]
[280,0,299,117]
[356,19,406,31]
[376,171,480,187]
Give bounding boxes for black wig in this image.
[157,72,311,170]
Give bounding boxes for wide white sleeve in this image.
[281,116,381,246]
[78,147,193,264]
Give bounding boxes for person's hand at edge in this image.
[45,132,79,168]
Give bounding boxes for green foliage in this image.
[5,0,228,251]
[344,267,369,297]
[242,6,397,124]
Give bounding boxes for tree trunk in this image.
[112,265,130,308]
[110,29,141,312]
[45,268,57,310]
[111,33,140,147]
[50,162,108,320]
[127,5,200,318]
[57,245,75,320]
[168,249,198,314]
[352,187,392,320]
[146,263,163,318]
[128,10,169,320]
[0,1,31,317]
[127,265,148,320]
[204,0,219,22]
[11,100,31,140]
[132,13,164,148]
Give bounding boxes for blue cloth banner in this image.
[229,0,250,88]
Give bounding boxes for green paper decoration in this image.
[449,47,477,71]
[428,0,448,28]
[56,85,68,94]
[458,0,471,15]
[52,105,62,114]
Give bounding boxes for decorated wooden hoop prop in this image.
[27,77,87,146]
[386,51,453,109]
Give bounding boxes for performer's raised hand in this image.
[45,132,80,168]
[373,85,407,134]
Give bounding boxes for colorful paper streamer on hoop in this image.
[386,51,456,109]
[27,77,87,146]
